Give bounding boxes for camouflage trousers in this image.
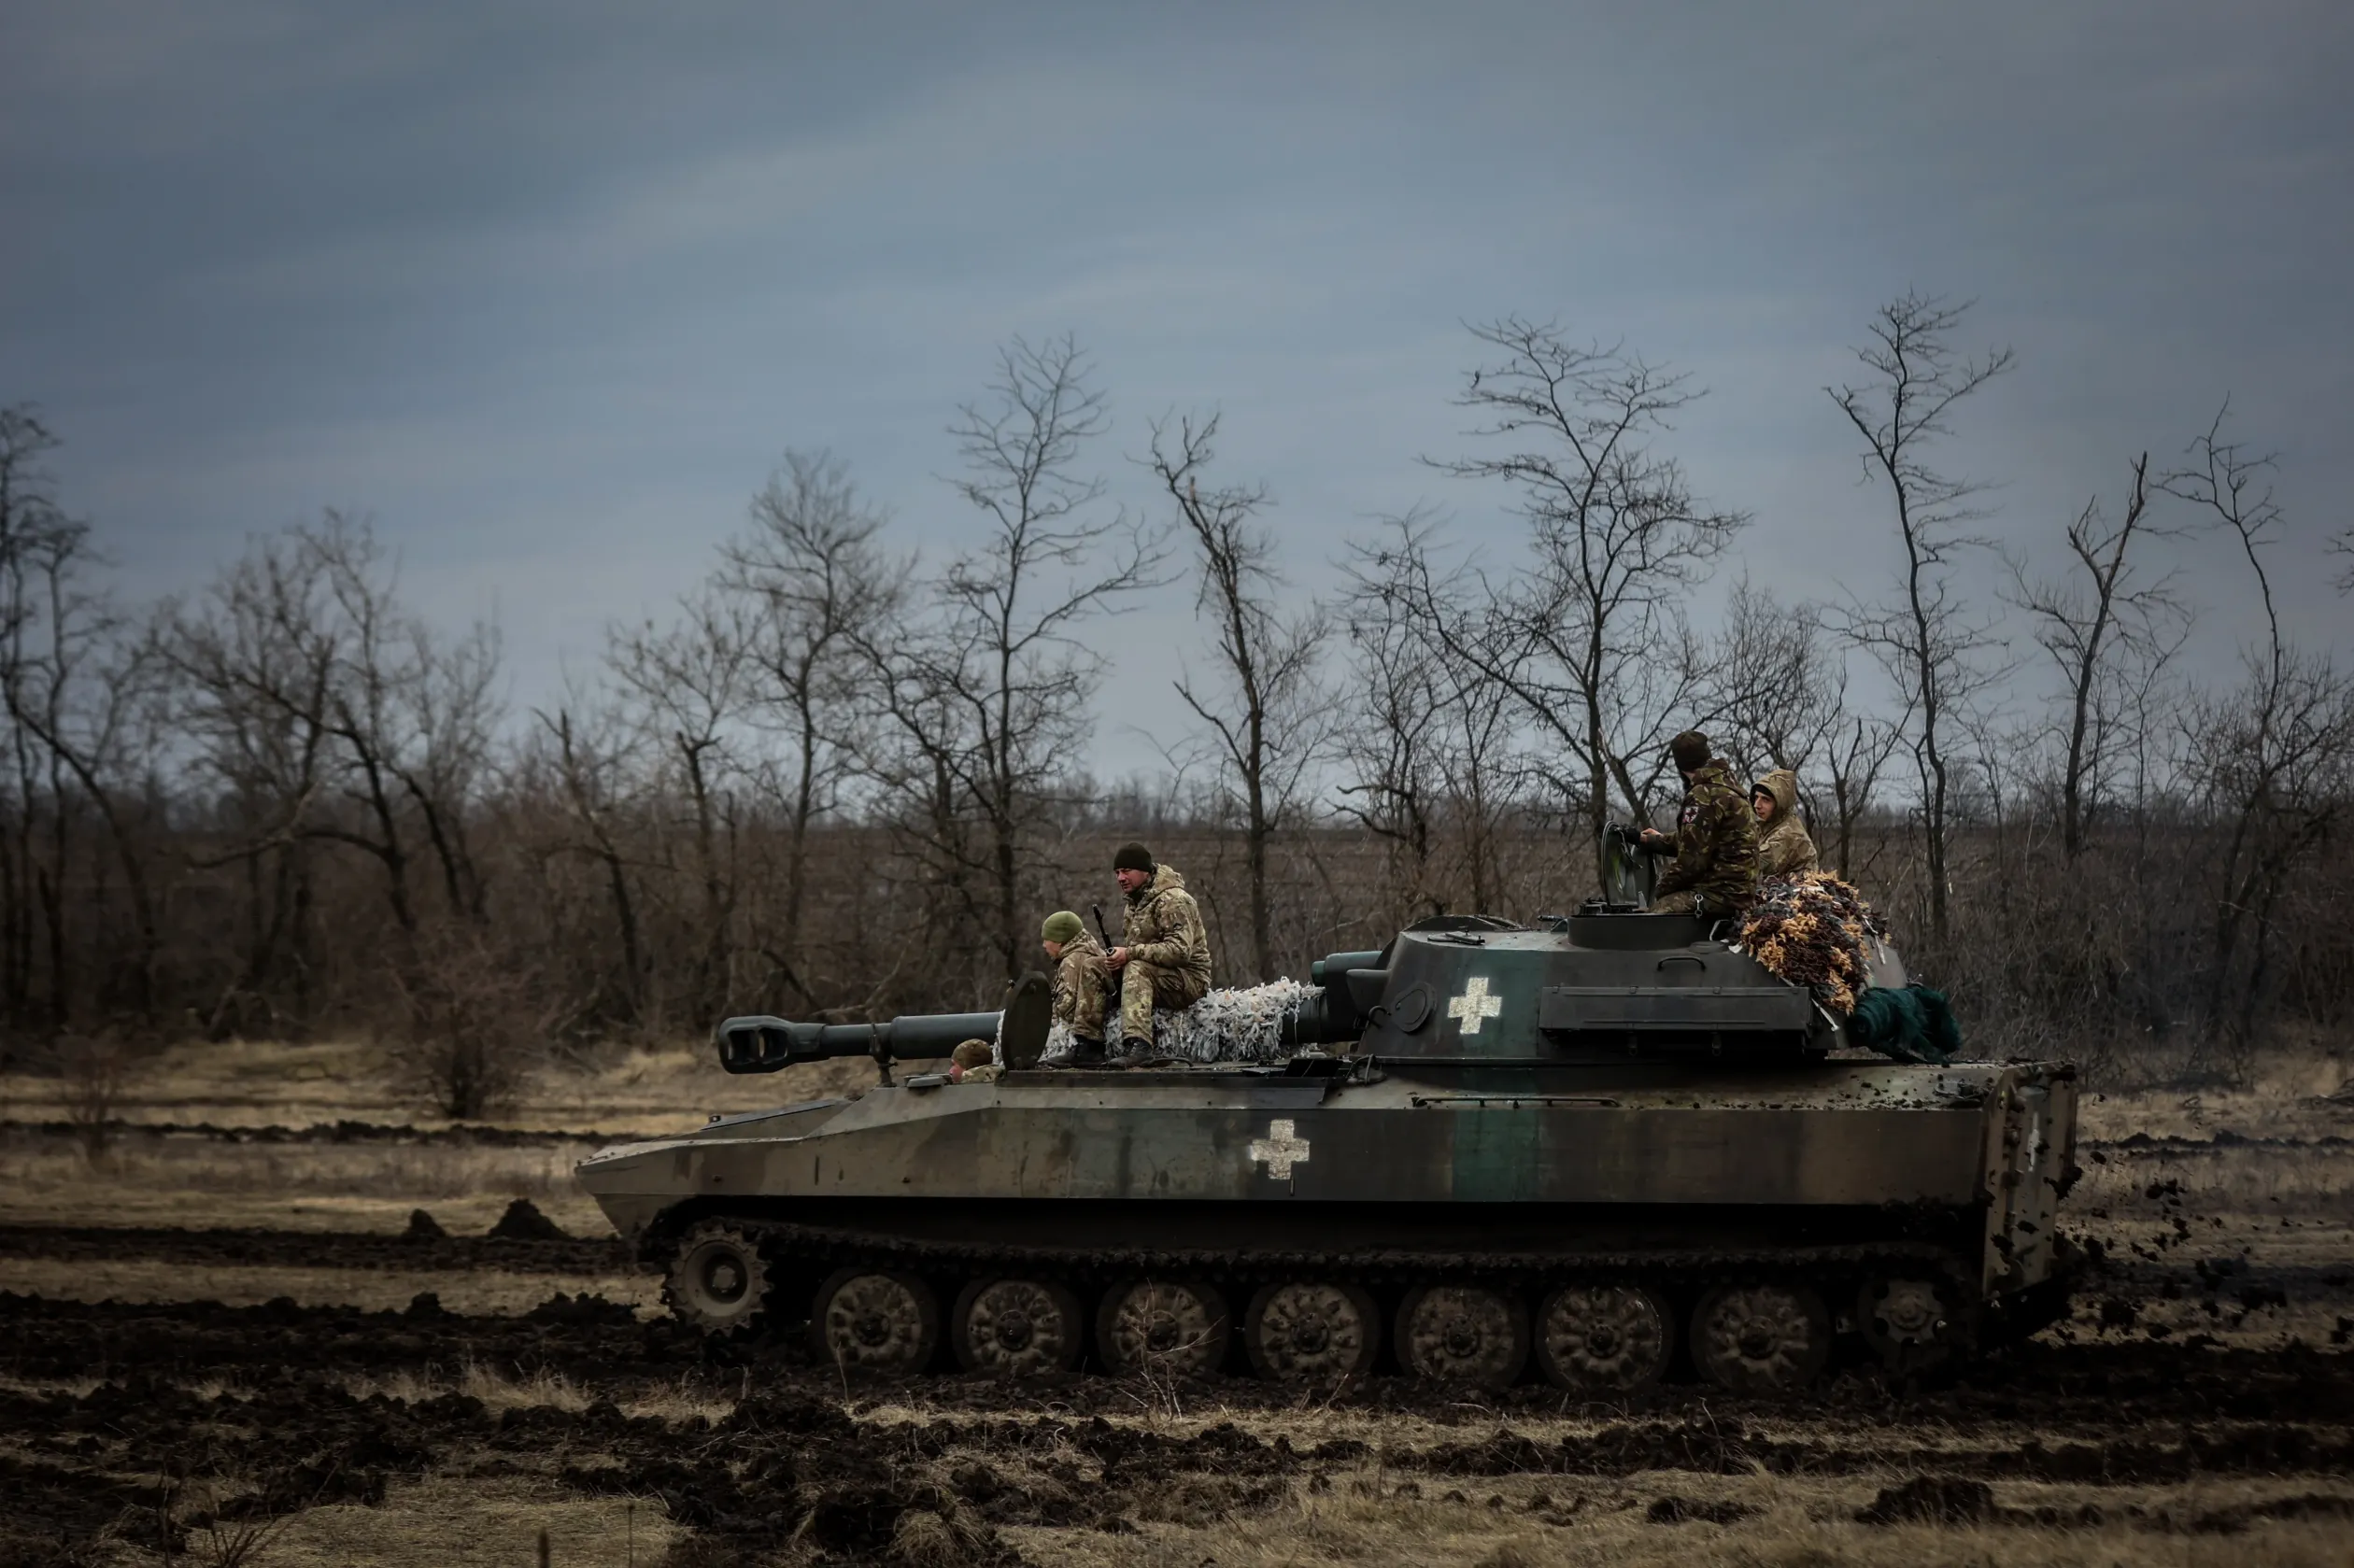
[1119,961,1209,1043]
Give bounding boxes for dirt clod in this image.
[1854,1475,1995,1525]
[487,1197,569,1240]
[404,1208,449,1241]
[1646,1496,1758,1524]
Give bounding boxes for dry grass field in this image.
[2,1038,2349,1566]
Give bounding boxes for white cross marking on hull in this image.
[1447,976,1503,1034]
[1249,1119,1311,1180]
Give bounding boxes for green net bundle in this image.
[1846,984,1962,1065]
[1737,870,1884,1015]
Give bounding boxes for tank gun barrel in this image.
[716,1010,1002,1074]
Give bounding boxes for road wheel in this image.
[1533,1283,1674,1392]
[663,1222,772,1338]
[1097,1281,1229,1377]
[1858,1276,1960,1374]
[951,1278,1085,1377]
[1395,1285,1527,1388]
[1243,1281,1380,1383]
[810,1268,941,1376]
[1691,1282,1830,1393]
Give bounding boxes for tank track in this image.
[652,1214,1998,1365]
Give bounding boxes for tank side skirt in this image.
[647,1212,1983,1317]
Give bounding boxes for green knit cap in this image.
[1042,911,1085,945]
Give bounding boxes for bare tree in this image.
[527,703,648,1029]
[1819,710,1907,881]
[717,450,894,1009]
[2163,404,2354,1065]
[1412,319,1748,881]
[0,405,74,1026]
[164,516,501,1030]
[1333,556,1444,919]
[0,407,175,1024]
[2008,454,2189,858]
[1336,513,1526,917]
[1146,412,1327,980]
[1828,291,2016,942]
[161,526,341,1032]
[388,919,546,1119]
[1709,585,1842,780]
[859,335,1163,986]
[609,589,762,1028]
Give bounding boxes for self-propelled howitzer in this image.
[575,904,2080,1392]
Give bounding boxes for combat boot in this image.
[1065,1036,1109,1068]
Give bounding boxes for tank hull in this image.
[580,1057,2077,1364]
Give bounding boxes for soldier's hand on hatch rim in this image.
[1107,947,1130,970]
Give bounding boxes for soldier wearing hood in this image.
[1638,730,1760,918]
[1104,842,1213,1063]
[1751,768,1820,880]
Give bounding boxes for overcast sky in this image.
[5,1,2348,779]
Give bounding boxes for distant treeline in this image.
[5,297,2349,1110]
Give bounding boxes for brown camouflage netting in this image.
[1737,870,1889,1015]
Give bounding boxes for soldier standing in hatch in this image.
[1638,730,1760,919]
[1040,910,1111,1067]
[1103,842,1212,1065]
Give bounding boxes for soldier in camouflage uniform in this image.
[1751,767,1820,880]
[1105,842,1213,1063]
[1638,730,1760,918]
[1040,910,1111,1065]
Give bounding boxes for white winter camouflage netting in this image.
[1026,979,1322,1066]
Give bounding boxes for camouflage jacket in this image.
[1652,759,1760,905]
[1051,928,1111,1041]
[1754,767,1819,880]
[1121,864,1213,991]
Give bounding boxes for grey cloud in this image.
[4,1,2347,775]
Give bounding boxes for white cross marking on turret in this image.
[1249,1119,1311,1180]
[1447,976,1504,1035]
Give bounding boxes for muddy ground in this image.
[2,1046,2351,1566]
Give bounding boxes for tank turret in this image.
[1282,911,1841,1062]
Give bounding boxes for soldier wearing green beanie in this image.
[1042,909,1110,1064]
[1106,842,1212,1062]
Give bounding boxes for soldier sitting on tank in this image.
[1040,909,1112,1067]
[1751,767,1820,879]
[1103,841,1212,1067]
[1637,730,1760,920]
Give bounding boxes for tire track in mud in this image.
[0,1222,629,1275]
[0,1117,665,1146]
[6,1290,2350,1426]
[6,1359,2352,1567]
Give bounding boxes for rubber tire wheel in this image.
[1096,1280,1231,1377]
[951,1278,1085,1377]
[1394,1285,1529,1388]
[1533,1283,1675,1392]
[809,1267,942,1376]
[663,1223,773,1339]
[1690,1282,1831,1393]
[1242,1281,1381,1384]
